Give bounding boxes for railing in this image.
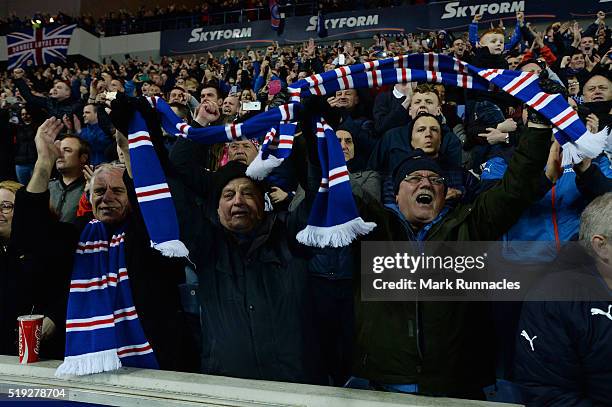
[0,2,317,37]
[95,2,318,37]
[0,356,519,407]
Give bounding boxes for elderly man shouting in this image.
[22,118,197,375]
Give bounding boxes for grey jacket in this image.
[48,177,85,224]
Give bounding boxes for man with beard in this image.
[168,86,199,117]
[49,136,90,224]
[449,38,471,63]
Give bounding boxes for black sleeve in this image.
[373,92,410,136]
[14,78,48,110]
[575,163,612,202]
[168,138,215,199]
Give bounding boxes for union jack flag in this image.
[7,24,77,70]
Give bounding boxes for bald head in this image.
[583,75,612,102]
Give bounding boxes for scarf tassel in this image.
[560,127,609,167]
[151,239,189,258]
[246,150,285,180]
[55,349,122,377]
[296,217,377,248]
[575,127,610,158]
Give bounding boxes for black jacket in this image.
[2,177,197,372]
[0,188,77,358]
[515,246,612,406]
[168,138,322,384]
[355,127,553,398]
[372,89,410,136]
[0,109,14,180]
[14,78,82,120]
[12,122,37,165]
[467,48,516,112]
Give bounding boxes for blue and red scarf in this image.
[125,53,610,255]
[56,220,158,376]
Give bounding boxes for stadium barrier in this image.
[0,356,518,407]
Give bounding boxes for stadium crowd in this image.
[0,0,428,36]
[1,7,612,406]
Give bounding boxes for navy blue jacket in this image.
[515,247,612,406]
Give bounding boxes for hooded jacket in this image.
[481,153,612,262]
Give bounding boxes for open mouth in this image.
[231,210,248,218]
[416,193,433,205]
[591,95,604,101]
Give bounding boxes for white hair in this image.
[88,163,126,198]
[579,192,612,253]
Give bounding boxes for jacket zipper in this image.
[551,185,561,252]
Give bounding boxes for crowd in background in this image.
[1,6,612,406]
[0,0,430,36]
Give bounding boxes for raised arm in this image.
[13,69,48,110]
[27,118,64,193]
[574,156,612,202]
[467,122,552,240]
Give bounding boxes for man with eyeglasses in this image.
[351,119,556,399]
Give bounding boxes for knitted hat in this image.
[213,160,263,203]
[392,149,445,194]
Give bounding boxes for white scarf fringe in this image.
[152,240,189,258]
[246,151,285,180]
[574,127,609,159]
[296,217,377,248]
[55,349,122,377]
[561,143,585,168]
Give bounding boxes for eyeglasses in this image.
[404,175,445,186]
[0,202,14,214]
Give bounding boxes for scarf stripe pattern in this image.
[285,53,607,164]
[295,119,376,247]
[56,220,158,377]
[127,53,609,253]
[128,109,189,257]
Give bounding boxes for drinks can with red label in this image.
[17,315,44,364]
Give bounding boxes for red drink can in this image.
[17,315,44,364]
